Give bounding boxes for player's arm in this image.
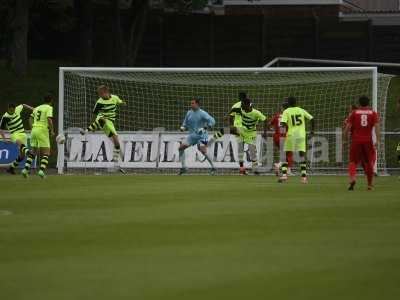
[28,112,34,129]
[116,95,126,106]
[48,117,55,137]
[343,113,353,141]
[228,105,240,133]
[22,104,34,111]
[374,122,381,149]
[280,110,288,131]
[47,106,55,136]
[267,116,275,130]
[180,111,189,131]
[203,111,216,129]
[303,109,315,135]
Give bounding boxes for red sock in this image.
[287,152,294,168]
[348,162,357,182]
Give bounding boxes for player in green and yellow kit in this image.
[279,96,314,184]
[22,94,55,178]
[0,103,33,174]
[230,94,267,175]
[81,85,126,173]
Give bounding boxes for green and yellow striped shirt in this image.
[93,95,123,122]
[0,105,25,134]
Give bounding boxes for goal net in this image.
[57,67,392,174]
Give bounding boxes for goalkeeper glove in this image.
[179,126,186,132]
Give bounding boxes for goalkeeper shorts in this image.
[31,128,50,149]
[10,132,27,145]
[284,136,306,152]
[185,133,208,146]
[98,117,117,137]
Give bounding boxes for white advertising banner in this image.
[64,132,265,169]
[62,130,345,169]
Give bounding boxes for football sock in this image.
[238,141,244,167]
[203,152,215,169]
[281,162,288,176]
[113,145,121,162]
[40,155,49,172]
[10,155,23,169]
[179,149,186,169]
[287,151,294,168]
[20,144,29,156]
[24,152,35,171]
[300,162,307,177]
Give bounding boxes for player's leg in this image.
[247,144,259,174]
[103,120,125,173]
[102,120,120,162]
[363,143,375,190]
[278,151,291,182]
[198,142,216,175]
[33,130,51,178]
[7,133,28,174]
[236,128,247,175]
[178,134,195,175]
[279,137,294,182]
[22,129,39,178]
[286,151,294,173]
[37,147,50,178]
[298,151,308,184]
[295,137,308,183]
[207,128,224,146]
[242,132,258,174]
[348,142,361,190]
[273,136,281,176]
[81,116,105,134]
[22,148,36,178]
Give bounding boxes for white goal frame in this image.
[57,66,378,174]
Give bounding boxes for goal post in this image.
[57,66,392,174]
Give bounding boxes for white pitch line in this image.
[0,210,13,216]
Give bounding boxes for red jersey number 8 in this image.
[361,114,368,127]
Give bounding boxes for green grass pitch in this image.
[1,175,400,300]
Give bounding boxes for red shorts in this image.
[350,141,375,165]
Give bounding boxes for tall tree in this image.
[12,0,29,76]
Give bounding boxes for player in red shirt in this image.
[344,96,381,191]
[344,104,377,175]
[268,102,293,176]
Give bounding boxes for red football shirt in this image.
[269,112,286,137]
[348,107,379,143]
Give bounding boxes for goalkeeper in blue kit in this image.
[178,98,217,175]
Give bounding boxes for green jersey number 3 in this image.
[291,114,303,126]
[36,111,42,121]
